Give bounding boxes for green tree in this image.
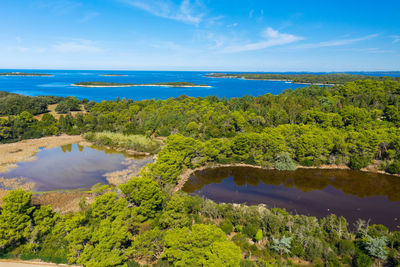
[163,224,241,266]
[0,190,34,250]
[120,177,164,218]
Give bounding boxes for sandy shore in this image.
[72,84,211,88]
[0,135,89,172]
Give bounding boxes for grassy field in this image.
[84,132,161,153]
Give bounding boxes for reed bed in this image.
[84,132,160,153]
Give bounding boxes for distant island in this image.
[0,72,53,77]
[72,81,211,88]
[205,73,400,85]
[99,74,128,77]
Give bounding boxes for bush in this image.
[353,250,373,267]
[349,155,370,170]
[274,152,297,171]
[300,158,314,166]
[337,239,355,257]
[386,160,400,174]
[220,219,234,235]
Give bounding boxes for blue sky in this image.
[0,0,399,71]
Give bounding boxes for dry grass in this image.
[31,191,94,214]
[0,135,88,172]
[34,104,86,120]
[85,132,160,153]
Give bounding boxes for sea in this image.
[0,69,399,102]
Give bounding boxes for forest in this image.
[206,73,400,85]
[1,79,400,266]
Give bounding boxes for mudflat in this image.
[0,135,89,172]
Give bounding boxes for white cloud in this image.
[78,11,100,23]
[52,39,103,53]
[221,27,303,53]
[122,0,204,25]
[295,34,378,49]
[392,35,400,43]
[35,0,82,16]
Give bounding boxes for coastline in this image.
[204,75,338,86]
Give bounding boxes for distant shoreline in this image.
[72,83,211,88]
[99,74,128,77]
[204,75,336,86]
[0,73,53,77]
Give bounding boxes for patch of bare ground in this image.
[31,191,94,214]
[0,135,88,172]
[34,104,86,120]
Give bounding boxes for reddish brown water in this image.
[182,167,400,230]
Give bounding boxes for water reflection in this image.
[182,167,400,230]
[0,144,141,191]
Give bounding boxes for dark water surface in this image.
[0,144,138,191]
[182,167,400,230]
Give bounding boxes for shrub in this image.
[337,239,355,256]
[386,160,400,174]
[353,250,373,267]
[220,219,234,235]
[274,152,297,171]
[349,155,370,170]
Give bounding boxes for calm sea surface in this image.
[1,69,399,101]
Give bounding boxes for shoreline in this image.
[174,162,397,192]
[204,75,338,86]
[72,84,211,88]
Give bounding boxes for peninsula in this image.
[0,72,53,77]
[99,74,128,77]
[72,81,211,87]
[205,72,400,85]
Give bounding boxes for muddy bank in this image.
[104,156,154,186]
[0,135,89,172]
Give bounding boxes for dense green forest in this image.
[206,73,400,84]
[1,79,400,266]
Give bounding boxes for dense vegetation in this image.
[2,78,400,265]
[73,81,209,87]
[1,172,399,266]
[206,73,400,84]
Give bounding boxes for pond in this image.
[0,144,152,191]
[182,167,400,230]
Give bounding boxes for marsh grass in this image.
[84,131,160,153]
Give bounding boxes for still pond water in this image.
[182,167,400,230]
[0,144,148,192]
